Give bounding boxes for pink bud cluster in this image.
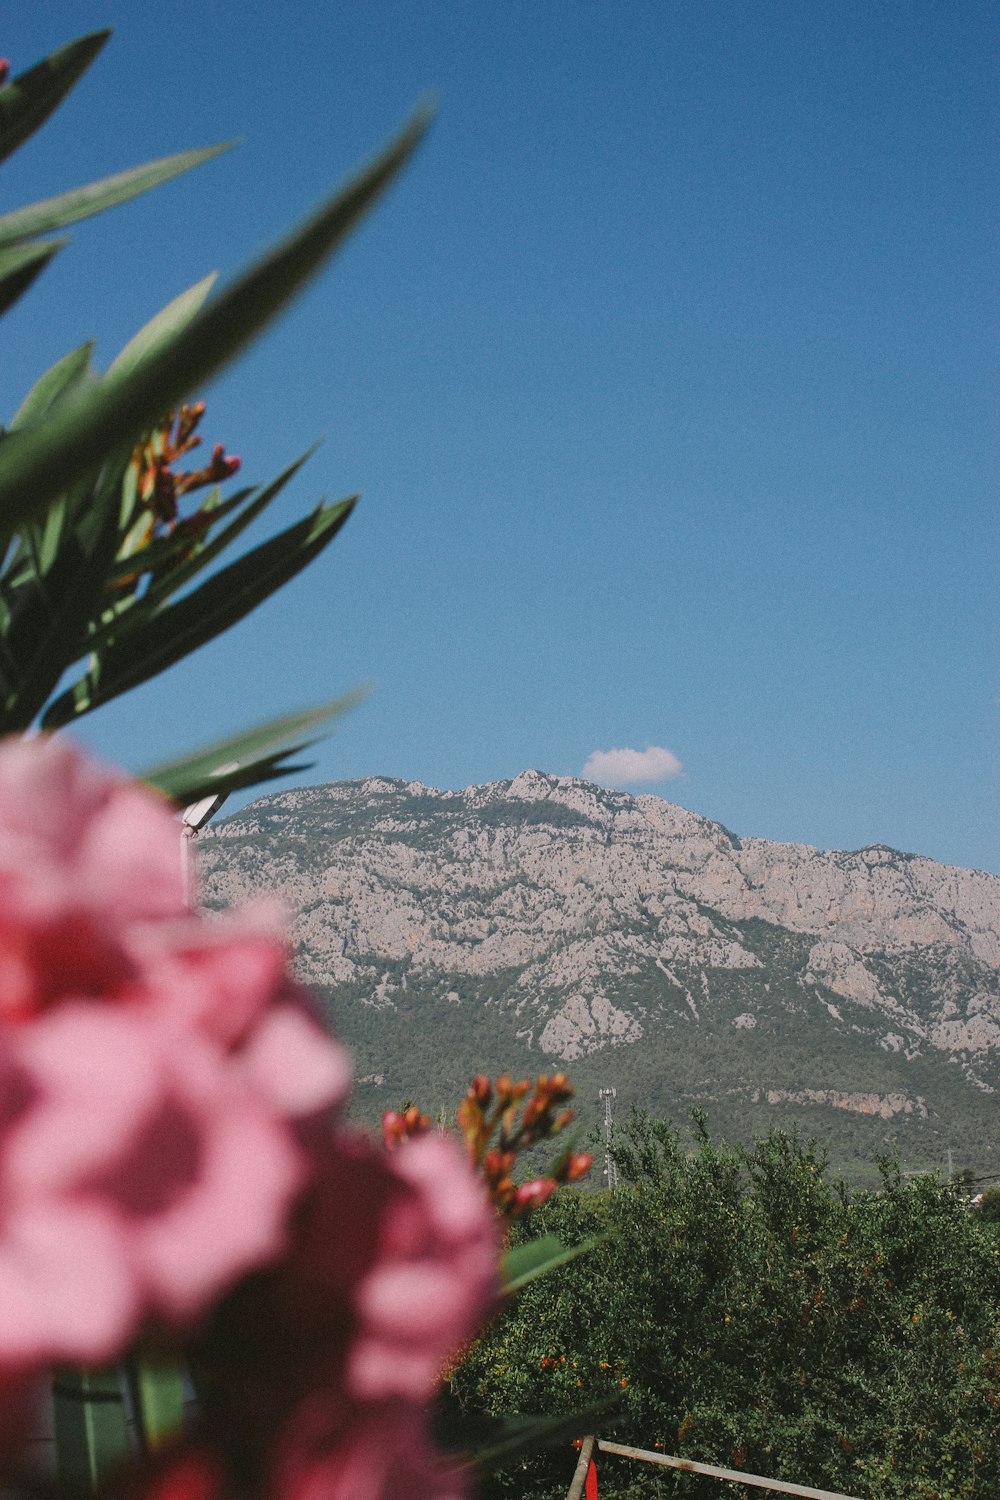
[0,737,500,1498]
[117,404,241,577]
[382,1104,433,1148]
[455,1072,592,1219]
[133,404,242,528]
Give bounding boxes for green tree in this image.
[453,1112,1000,1500]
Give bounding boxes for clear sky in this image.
[4,3,997,873]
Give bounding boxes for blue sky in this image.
[4,2,997,873]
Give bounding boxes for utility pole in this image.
[599,1087,618,1191]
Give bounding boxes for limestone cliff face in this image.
[198,770,1000,1142]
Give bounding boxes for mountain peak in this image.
[201,774,1000,1175]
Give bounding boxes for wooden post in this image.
[565,1436,595,1500]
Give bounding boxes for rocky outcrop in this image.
[198,770,1000,1142]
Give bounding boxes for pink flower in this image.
[349,1134,501,1401]
[0,735,500,1499]
[0,1004,306,1364]
[183,1130,500,1500]
[124,908,352,1115]
[0,735,185,1019]
[0,736,350,1375]
[275,1404,468,1500]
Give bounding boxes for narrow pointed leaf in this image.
[459,1402,618,1469]
[9,341,95,430]
[0,488,120,732]
[0,237,65,316]
[129,1356,186,1453]
[35,492,70,574]
[138,691,366,804]
[41,495,356,724]
[0,144,232,248]
[98,444,320,621]
[0,107,430,532]
[89,453,319,661]
[0,32,110,164]
[102,485,257,587]
[52,1366,132,1495]
[150,747,315,806]
[106,275,216,383]
[501,1233,599,1294]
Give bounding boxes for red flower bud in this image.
[381,1105,431,1149]
[511,1179,556,1216]
[471,1073,491,1099]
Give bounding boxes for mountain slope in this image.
[199,770,1000,1177]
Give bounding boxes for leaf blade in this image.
[138,692,366,804]
[501,1233,600,1295]
[0,32,110,165]
[0,107,431,533]
[135,450,328,615]
[8,341,95,430]
[0,144,232,247]
[41,496,356,725]
[106,274,217,383]
[0,238,65,317]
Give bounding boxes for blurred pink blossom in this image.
[0,736,350,1372]
[349,1133,501,1401]
[0,736,500,1499]
[0,736,186,1018]
[178,1130,500,1500]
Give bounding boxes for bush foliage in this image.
[453,1112,1000,1500]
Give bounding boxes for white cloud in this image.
[582,744,683,785]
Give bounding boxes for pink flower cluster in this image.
[0,737,499,1497]
[147,1131,498,1500]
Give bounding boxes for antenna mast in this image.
[599,1087,618,1190]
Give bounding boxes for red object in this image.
[585,1457,598,1499]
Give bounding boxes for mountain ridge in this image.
[199,770,1000,1177]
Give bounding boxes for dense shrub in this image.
[452,1113,1000,1499]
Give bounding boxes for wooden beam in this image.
[596,1440,864,1500]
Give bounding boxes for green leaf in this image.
[166,747,315,805]
[128,1355,186,1453]
[0,107,431,533]
[187,752,316,802]
[8,341,95,430]
[460,1402,617,1469]
[0,237,65,317]
[0,144,231,249]
[89,453,320,656]
[0,472,122,732]
[41,495,356,725]
[138,691,367,805]
[106,275,217,384]
[501,1233,600,1295]
[0,32,110,165]
[101,485,256,587]
[52,1366,131,1496]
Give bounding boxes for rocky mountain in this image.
[198,770,1000,1178]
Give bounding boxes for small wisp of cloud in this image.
[582,744,683,786]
